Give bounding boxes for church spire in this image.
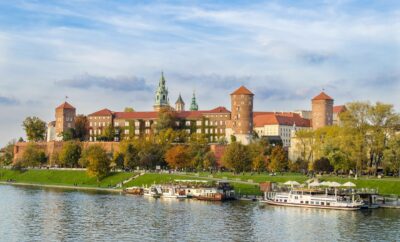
[153,71,170,111]
[190,91,198,111]
[175,93,185,112]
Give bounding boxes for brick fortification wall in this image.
[13,141,120,163]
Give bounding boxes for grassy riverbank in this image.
[0,169,133,188]
[1,169,400,196]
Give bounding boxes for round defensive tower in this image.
[311,92,334,130]
[226,86,254,144]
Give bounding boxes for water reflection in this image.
[0,185,399,242]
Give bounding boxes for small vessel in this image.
[123,186,144,195]
[160,185,187,199]
[189,182,236,201]
[262,188,363,210]
[143,185,162,198]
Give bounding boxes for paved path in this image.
[176,173,260,186]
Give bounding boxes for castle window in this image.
[125,130,129,135]
[125,122,129,127]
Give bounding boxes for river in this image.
[0,185,399,242]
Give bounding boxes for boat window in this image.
[310,201,314,205]
[295,196,298,200]
[300,201,303,204]
[315,202,319,205]
[321,202,324,205]
[305,201,309,204]
[284,200,287,203]
[326,202,330,206]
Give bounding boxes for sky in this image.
[0,0,399,146]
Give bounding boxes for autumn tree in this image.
[80,145,111,181]
[18,142,47,167]
[123,142,139,170]
[75,115,89,141]
[165,145,190,170]
[222,142,252,173]
[0,140,15,166]
[58,141,82,167]
[22,116,46,141]
[268,146,288,173]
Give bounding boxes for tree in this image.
[112,152,125,170]
[0,140,15,166]
[165,145,190,170]
[123,143,139,170]
[62,128,76,141]
[80,145,111,181]
[155,108,177,132]
[248,140,268,173]
[268,146,288,173]
[383,134,400,176]
[75,115,89,141]
[313,157,334,173]
[58,141,82,167]
[222,142,252,173]
[22,116,46,141]
[18,142,47,167]
[203,151,217,172]
[288,158,308,173]
[137,140,165,169]
[124,107,135,112]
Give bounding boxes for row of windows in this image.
[89,116,111,120]
[90,122,110,127]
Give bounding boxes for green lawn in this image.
[0,169,134,188]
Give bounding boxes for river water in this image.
[0,185,399,242]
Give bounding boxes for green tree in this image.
[124,107,135,112]
[22,116,46,141]
[222,142,252,173]
[155,108,177,132]
[80,145,111,181]
[75,115,89,141]
[137,140,165,169]
[62,128,76,141]
[58,141,82,167]
[18,142,47,167]
[268,146,288,173]
[313,157,334,173]
[123,143,139,170]
[203,151,217,172]
[0,140,15,166]
[383,134,400,176]
[112,152,125,170]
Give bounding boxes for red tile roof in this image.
[254,113,311,127]
[230,86,254,95]
[312,92,333,101]
[112,106,230,120]
[333,105,346,113]
[56,102,75,110]
[88,108,114,116]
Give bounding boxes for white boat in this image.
[185,182,235,201]
[262,188,363,210]
[160,186,187,199]
[143,185,161,198]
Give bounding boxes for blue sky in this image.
[0,0,399,146]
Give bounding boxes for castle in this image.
[47,73,346,147]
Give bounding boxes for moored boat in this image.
[123,186,144,195]
[143,185,162,198]
[160,185,187,199]
[262,188,363,210]
[191,182,236,201]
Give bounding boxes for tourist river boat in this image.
[262,188,363,210]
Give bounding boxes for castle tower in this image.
[55,101,76,140]
[311,91,334,130]
[226,86,254,145]
[190,91,199,111]
[175,93,185,112]
[153,72,170,111]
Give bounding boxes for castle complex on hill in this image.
[47,73,346,147]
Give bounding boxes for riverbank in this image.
[0,181,122,193]
[1,169,400,196]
